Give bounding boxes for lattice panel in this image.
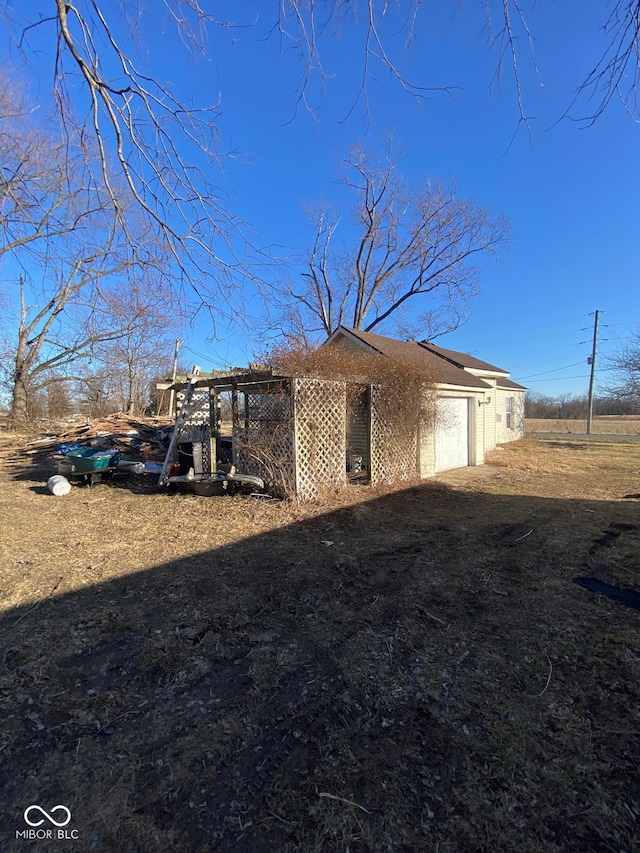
[171,389,212,474]
[177,388,210,425]
[293,378,347,500]
[234,386,296,496]
[370,384,418,485]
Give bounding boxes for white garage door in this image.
[435,397,469,473]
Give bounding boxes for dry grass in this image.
[485,436,640,500]
[1,432,640,851]
[526,415,640,435]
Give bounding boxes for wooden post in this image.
[243,392,249,448]
[208,384,217,475]
[291,378,299,497]
[168,338,180,418]
[369,384,376,485]
[212,389,222,469]
[231,380,239,469]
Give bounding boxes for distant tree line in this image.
[526,332,640,419]
[525,393,638,420]
[0,370,175,424]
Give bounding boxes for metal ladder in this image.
[158,370,200,485]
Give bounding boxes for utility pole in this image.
[168,338,181,418]
[586,310,600,435]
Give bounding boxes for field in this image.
[526,415,640,435]
[1,432,640,852]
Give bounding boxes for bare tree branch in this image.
[0,80,171,427]
[2,0,450,305]
[266,142,509,343]
[603,330,640,410]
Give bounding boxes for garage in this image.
[435,397,470,472]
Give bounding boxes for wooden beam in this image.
[231,380,240,470]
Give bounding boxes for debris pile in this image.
[23,413,173,461]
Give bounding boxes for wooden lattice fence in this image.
[369,384,419,485]
[233,385,296,496]
[293,378,347,499]
[170,372,425,497]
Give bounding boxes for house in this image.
[159,328,526,499]
[325,326,527,476]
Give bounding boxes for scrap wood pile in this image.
[23,413,174,460]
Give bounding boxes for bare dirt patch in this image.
[1,433,640,851]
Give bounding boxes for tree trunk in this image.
[127,363,135,415]
[8,376,30,430]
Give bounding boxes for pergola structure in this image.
[158,367,419,500]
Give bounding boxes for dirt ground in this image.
[1,432,639,852]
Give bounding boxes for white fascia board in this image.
[326,327,379,354]
[464,367,510,379]
[435,383,488,394]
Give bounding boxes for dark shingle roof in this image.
[497,377,528,391]
[418,342,509,375]
[331,328,492,390]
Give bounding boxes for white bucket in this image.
[116,460,145,474]
[47,475,71,496]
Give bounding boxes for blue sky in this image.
[175,1,639,396]
[5,2,640,397]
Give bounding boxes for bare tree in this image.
[574,0,640,125]
[0,82,167,428]
[2,2,635,198]
[481,1,640,130]
[0,1,445,306]
[92,282,177,415]
[7,253,157,428]
[604,331,640,411]
[267,144,509,342]
[0,80,98,264]
[1,2,638,334]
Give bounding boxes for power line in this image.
[464,313,591,349]
[601,320,640,329]
[523,375,590,384]
[182,344,210,359]
[512,353,590,370]
[470,329,588,356]
[518,360,587,380]
[467,308,640,357]
[600,307,636,315]
[512,341,590,355]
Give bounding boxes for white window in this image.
[505,396,513,429]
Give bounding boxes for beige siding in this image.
[495,388,526,443]
[418,394,436,477]
[474,393,486,465]
[481,379,498,452]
